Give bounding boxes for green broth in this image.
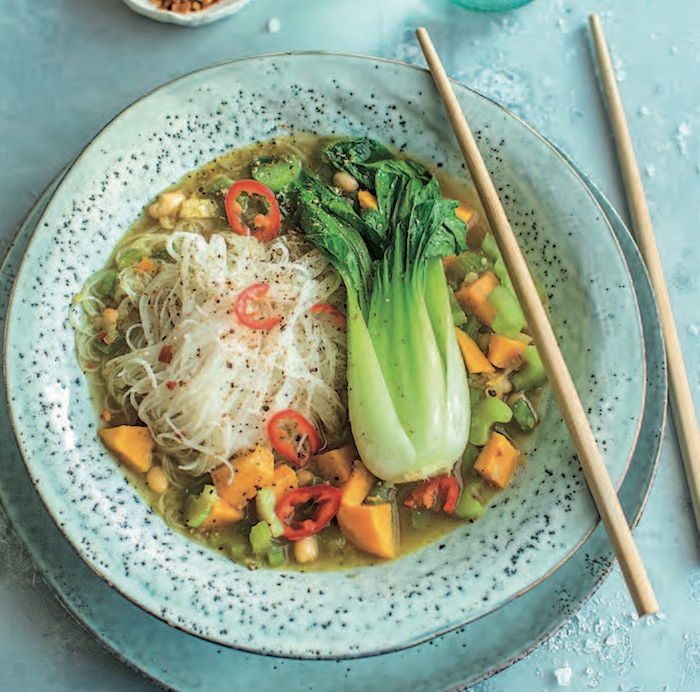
[74,132,545,572]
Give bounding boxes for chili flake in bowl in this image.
[120,0,255,26]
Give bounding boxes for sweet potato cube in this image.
[487,334,527,370]
[98,425,154,474]
[199,499,245,531]
[211,446,274,509]
[455,328,495,374]
[313,445,357,485]
[454,271,500,326]
[265,463,299,502]
[336,503,398,559]
[455,201,477,228]
[339,459,377,506]
[473,431,520,489]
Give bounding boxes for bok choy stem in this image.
[288,139,471,483]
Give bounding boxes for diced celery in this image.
[460,443,481,471]
[255,487,285,538]
[462,314,481,340]
[185,485,218,528]
[512,346,548,391]
[481,233,501,262]
[453,480,487,520]
[266,545,287,568]
[229,540,248,559]
[488,286,525,338]
[250,521,273,555]
[469,397,513,446]
[449,290,467,327]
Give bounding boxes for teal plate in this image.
[1,54,656,659]
[0,97,665,692]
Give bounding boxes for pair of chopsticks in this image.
[416,18,698,617]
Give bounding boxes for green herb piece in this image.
[207,175,234,194]
[251,154,302,192]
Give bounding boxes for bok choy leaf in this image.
[289,139,471,483]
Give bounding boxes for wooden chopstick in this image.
[588,14,700,536]
[415,26,659,616]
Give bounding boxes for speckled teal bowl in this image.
[4,53,648,660]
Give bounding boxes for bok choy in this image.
[287,139,471,483]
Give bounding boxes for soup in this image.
[70,133,547,571]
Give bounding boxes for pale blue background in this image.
[1,0,699,690]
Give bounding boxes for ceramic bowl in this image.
[121,0,255,27]
[4,53,648,659]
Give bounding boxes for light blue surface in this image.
[1,0,699,690]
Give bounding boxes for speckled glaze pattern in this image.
[4,54,648,659]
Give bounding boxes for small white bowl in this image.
[121,0,255,27]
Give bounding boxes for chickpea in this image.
[293,535,319,564]
[296,469,315,486]
[146,465,168,494]
[484,372,513,400]
[333,170,359,192]
[148,191,185,219]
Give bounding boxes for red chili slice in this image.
[404,474,460,514]
[275,484,342,540]
[310,302,346,328]
[267,408,322,466]
[225,179,281,242]
[234,283,282,330]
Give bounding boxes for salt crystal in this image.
[676,122,691,156]
[267,17,281,33]
[554,666,573,686]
